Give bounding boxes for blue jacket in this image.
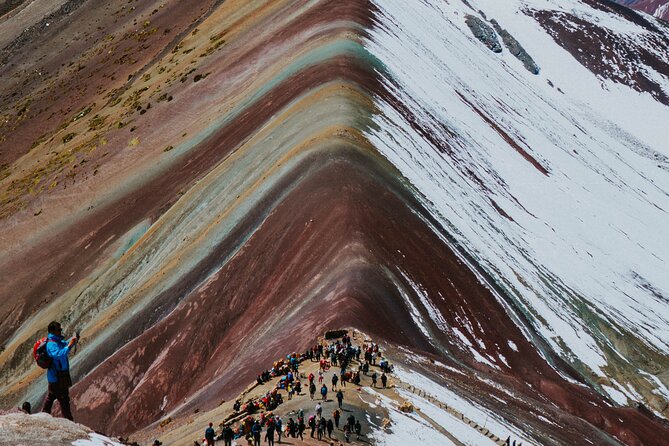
[46,333,71,383]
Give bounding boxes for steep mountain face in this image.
[614,0,669,21]
[1,0,669,445]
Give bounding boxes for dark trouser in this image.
[42,381,73,420]
[224,440,231,446]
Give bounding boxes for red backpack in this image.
[32,337,53,369]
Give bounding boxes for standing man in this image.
[221,425,234,446]
[205,422,216,445]
[336,390,344,409]
[42,321,78,420]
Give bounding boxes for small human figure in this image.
[265,420,275,446]
[309,415,316,438]
[381,372,387,388]
[326,419,334,438]
[321,384,328,401]
[275,417,282,444]
[222,425,234,446]
[371,371,377,388]
[355,420,362,439]
[336,390,344,409]
[317,417,326,440]
[205,422,216,445]
[343,424,351,443]
[251,420,262,446]
[41,321,78,421]
[309,381,316,400]
[331,373,339,391]
[333,409,341,429]
[297,417,305,440]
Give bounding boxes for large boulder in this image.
[0,413,125,446]
[465,15,503,53]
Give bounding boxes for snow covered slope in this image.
[614,0,669,21]
[366,0,669,411]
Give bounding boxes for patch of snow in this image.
[394,366,539,445]
[72,433,125,446]
[365,389,459,446]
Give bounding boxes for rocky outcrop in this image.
[490,19,540,74]
[0,413,124,446]
[465,15,502,53]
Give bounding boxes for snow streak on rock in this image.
[366,0,669,426]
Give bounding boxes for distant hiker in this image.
[41,321,78,420]
[331,373,339,390]
[287,383,293,400]
[315,402,323,417]
[297,417,305,440]
[318,370,324,382]
[343,423,351,443]
[333,409,341,428]
[309,415,316,437]
[222,425,234,446]
[320,384,328,400]
[326,418,334,438]
[317,417,326,440]
[265,421,275,446]
[362,362,369,375]
[381,372,388,388]
[20,402,31,414]
[355,420,362,439]
[287,417,296,438]
[252,420,262,446]
[298,408,304,420]
[347,414,355,431]
[309,382,316,400]
[233,400,241,412]
[308,372,315,384]
[336,390,344,409]
[371,372,377,388]
[205,422,216,445]
[275,417,282,443]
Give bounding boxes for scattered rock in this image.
[325,329,348,339]
[465,15,502,53]
[62,132,77,143]
[398,401,414,413]
[490,19,540,74]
